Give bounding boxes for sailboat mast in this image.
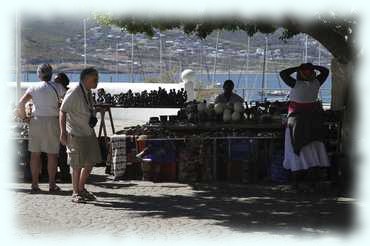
[199,42,203,80]
[212,31,220,86]
[130,33,134,82]
[304,35,308,63]
[245,36,250,101]
[159,31,162,81]
[261,36,268,101]
[318,43,323,100]
[83,18,87,68]
[228,55,231,79]
[115,42,119,81]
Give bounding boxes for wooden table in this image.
[95,104,115,138]
[94,104,182,138]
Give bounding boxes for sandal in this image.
[80,189,96,201]
[71,193,85,203]
[49,185,62,193]
[30,186,42,194]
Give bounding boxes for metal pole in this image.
[245,36,250,100]
[199,43,203,78]
[179,59,183,78]
[228,55,231,79]
[83,18,87,67]
[304,35,308,63]
[212,31,220,86]
[116,42,119,81]
[318,43,322,99]
[15,11,22,102]
[131,33,134,82]
[159,31,162,81]
[261,36,268,101]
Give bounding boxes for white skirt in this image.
[28,116,60,154]
[283,127,330,172]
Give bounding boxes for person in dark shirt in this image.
[54,72,70,90]
[54,72,71,182]
[214,80,244,104]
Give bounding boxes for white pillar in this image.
[15,11,21,102]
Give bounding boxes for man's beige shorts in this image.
[28,116,60,154]
[66,133,102,168]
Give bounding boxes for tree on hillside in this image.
[97,14,357,64]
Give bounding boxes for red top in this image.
[288,101,321,114]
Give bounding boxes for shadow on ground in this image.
[12,188,73,196]
[89,177,354,236]
[13,170,355,236]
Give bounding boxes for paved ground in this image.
[8,167,356,240]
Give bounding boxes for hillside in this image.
[21,17,332,74]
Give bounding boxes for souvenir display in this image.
[93,87,187,108]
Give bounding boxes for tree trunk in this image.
[331,58,350,111]
[331,57,356,156]
[330,57,356,194]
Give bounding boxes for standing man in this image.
[59,67,102,203]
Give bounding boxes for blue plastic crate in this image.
[270,151,289,183]
[144,140,176,163]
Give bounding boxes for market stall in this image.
[12,86,342,186]
[104,98,291,183]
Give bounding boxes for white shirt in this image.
[60,84,95,137]
[289,79,321,103]
[26,81,66,117]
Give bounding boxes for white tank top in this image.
[289,79,321,103]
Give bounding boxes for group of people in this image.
[17,62,331,203]
[17,64,102,203]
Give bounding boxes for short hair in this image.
[80,67,98,82]
[37,63,53,81]
[223,79,234,89]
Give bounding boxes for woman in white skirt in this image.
[280,63,330,191]
[17,64,66,193]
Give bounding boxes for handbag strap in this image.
[79,83,93,114]
[46,82,60,103]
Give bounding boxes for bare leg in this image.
[72,167,82,195]
[47,153,58,188]
[78,165,93,192]
[30,152,41,188]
